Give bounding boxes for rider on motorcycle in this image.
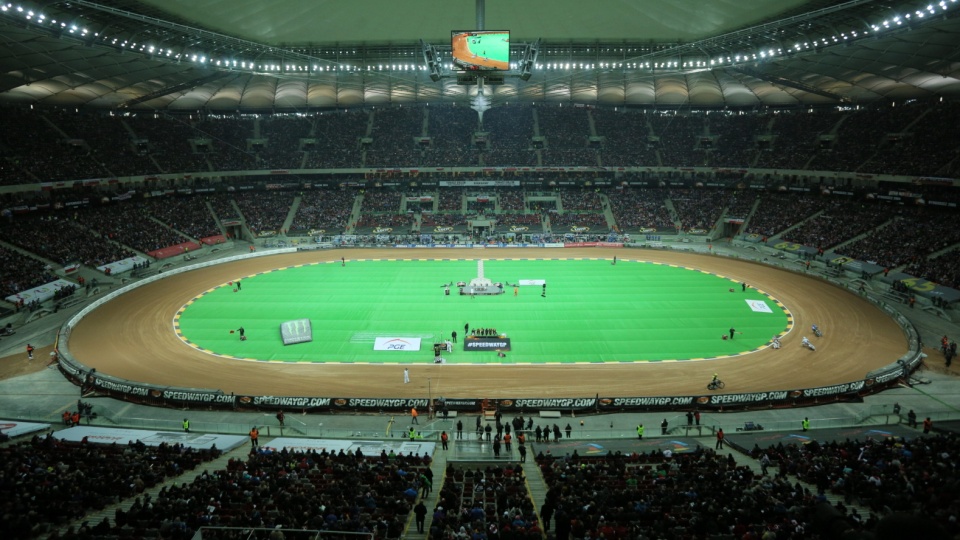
[801,336,813,349]
[812,324,821,336]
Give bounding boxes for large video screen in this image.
[451,30,510,71]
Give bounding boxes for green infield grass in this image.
[174,258,790,364]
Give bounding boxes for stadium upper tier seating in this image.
[2,100,957,187]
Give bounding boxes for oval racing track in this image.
[67,248,908,399]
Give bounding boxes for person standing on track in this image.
[249,426,259,448]
[716,428,725,449]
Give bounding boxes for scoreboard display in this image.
[451,30,510,71]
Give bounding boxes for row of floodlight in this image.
[2,3,89,35]
[1,0,955,76]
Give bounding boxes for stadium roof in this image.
[0,0,959,110]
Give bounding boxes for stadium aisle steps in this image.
[54,439,252,536]
[523,455,550,530]
[405,439,450,540]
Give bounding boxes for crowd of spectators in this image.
[707,112,768,168]
[807,105,921,174]
[905,247,960,290]
[649,113,705,168]
[438,188,465,212]
[73,204,190,254]
[745,192,824,238]
[837,205,960,269]
[141,196,222,240]
[861,101,960,177]
[365,107,423,168]
[753,432,960,537]
[193,117,260,172]
[495,213,542,228]
[288,190,356,234]
[0,108,109,184]
[421,213,467,228]
[232,192,295,236]
[303,110,367,169]
[466,199,494,215]
[363,190,403,213]
[431,464,539,540]
[668,188,730,232]
[537,105,597,166]
[537,448,820,539]
[559,189,602,212]
[13,422,953,540]
[723,190,759,221]
[355,213,414,231]
[0,212,136,268]
[528,196,558,213]
[604,188,676,232]
[204,192,240,223]
[481,105,538,167]
[3,103,960,183]
[591,109,659,167]
[123,114,212,174]
[0,244,55,298]
[424,106,478,167]
[494,189,526,212]
[3,434,220,539]
[50,111,158,178]
[753,111,840,170]
[259,115,313,169]
[4,178,960,300]
[549,211,608,229]
[61,447,430,540]
[780,199,889,251]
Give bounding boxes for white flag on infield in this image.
[746,299,773,313]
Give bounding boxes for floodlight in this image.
[519,38,540,81]
[420,39,442,82]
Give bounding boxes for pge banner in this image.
[374,337,422,351]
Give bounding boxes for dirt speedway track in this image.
[67,248,907,399]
